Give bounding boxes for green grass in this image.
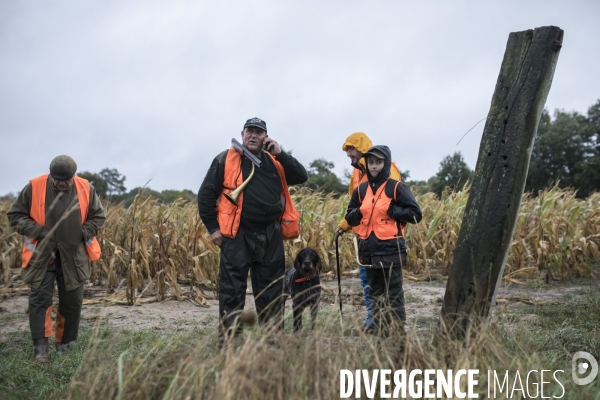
[404,293,423,304]
[525,277,550,289]
[0,325,91,400]
[512,288,600,360]
[0,316,215,400]
[492,287,600,398]
[0,312,24,322]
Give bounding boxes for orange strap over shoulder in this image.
[355,179,405,241]
[21,175,48,267]
[351,162,402,235]
[217,149,300,240]
[265,152,300,240]
[74,177,101,261]
[216,149,245,239]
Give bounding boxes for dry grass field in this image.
[2,185,599,300]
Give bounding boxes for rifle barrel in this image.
[231,138,263,168]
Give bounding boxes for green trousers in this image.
[29,253,84,342]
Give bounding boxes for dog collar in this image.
[295,273,317,283]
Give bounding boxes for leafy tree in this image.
[428,151,473,197]
[586,99,600,192]
[342,168,352,187]
[402,170,431,195]
[121,187,162,208]
[0,193,17,202]
[302,158,347,195]
[161,189,196,204]
[77,167,197,205]
[77,171,109,197]
[526,100,600,198]
[99,168,127,197]
[77,168,126,199]
[121,188,197,208]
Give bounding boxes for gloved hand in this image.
[387,204,397,218]
[346,208,363,226]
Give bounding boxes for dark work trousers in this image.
[29,253,84,343]
[218,222,285,345]
[364,252,407,334]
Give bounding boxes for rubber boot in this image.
[360,322,375,334]
[33,338,49,362]
[55,342,70,355]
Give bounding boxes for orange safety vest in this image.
[351,162,402,235]
[21,174,102,268]
[216,149,300,240]
[355,179,405,241]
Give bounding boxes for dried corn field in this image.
[1,186,599,301]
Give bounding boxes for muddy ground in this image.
[0,275,598,340]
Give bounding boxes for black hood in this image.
[363,145,392,184]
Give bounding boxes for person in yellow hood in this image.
[337,132,402,233]
[336,132,401,332]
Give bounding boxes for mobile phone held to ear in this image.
[264,142,270,152]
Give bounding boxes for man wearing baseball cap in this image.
[7,155,105,362]
[198,117,307,348]
[242,117,268,131]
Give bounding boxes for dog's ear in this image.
[294,250,303,270]
[315,253,323,273]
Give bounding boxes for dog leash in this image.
[335,233,342,315]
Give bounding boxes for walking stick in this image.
[335,233,343,314]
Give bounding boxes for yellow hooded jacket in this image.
[339,132,401,232]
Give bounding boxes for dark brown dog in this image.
[285,248,322,332]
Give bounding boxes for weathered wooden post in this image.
[441,26,563,338]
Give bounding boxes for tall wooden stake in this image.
[441,26,563,338]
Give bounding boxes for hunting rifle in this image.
[225,139,263,205]
[231,138,263,169]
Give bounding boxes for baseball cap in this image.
[243,117,267,132]
[362,145,392,161]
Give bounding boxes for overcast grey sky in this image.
[1,1,599,195]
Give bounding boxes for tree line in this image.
[77,168,195,207]
[305,98,600,199]
[69,98,600,204]
[526,99,600,198]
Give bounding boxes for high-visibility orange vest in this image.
[21,174,102,268]
[216,149,300,239]
[351,162,402,236]
[355,179,405,241]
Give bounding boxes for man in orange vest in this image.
[198,118,307,347]
[7,155,105,362]
[336,132,402,333]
